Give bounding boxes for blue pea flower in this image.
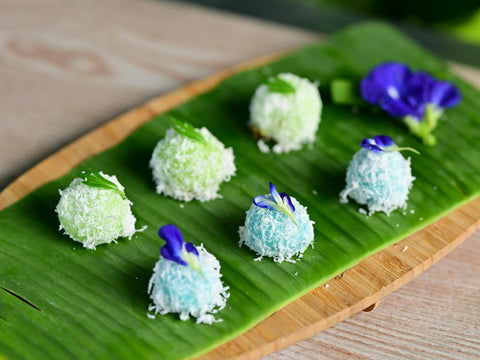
[361,62,461,146]
[361,135,395,153]
[159,224,203,275]
[361,135,419,154]
[253,182,299,226]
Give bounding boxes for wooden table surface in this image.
[1,1,479,359]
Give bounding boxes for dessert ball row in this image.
[55,70,428,324]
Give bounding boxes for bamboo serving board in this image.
[1,54,479,360]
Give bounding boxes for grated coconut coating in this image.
[148,245,229,324]
[249,73,322,153]
[238,196,314,263]
[150,127,236,202]
[340,148,415,215]
[56,173,136,249]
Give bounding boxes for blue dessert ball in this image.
[238,196,314,262]
[148,245,229,324]
[340,148,415,215]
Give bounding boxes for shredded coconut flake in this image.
[239,196,314,263]
[257,139,270,153]
[150,127,236,202]
[340,149,414,215]
[56,174,137,249]
[148,245,229,325]
[249,73,322,153]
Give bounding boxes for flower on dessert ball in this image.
[361,135,419,154]
[360,62,461,146]
[148,224,229,324]
[253,182,298,226]
[340,135,417,215]
[239,182,314,262]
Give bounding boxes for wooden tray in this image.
[1,54,479,360]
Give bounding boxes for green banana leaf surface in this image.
[1,22,480,360]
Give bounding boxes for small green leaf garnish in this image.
[82,171,126,200]
[266,76,295,94]
[171,117,205,143]
[330,79,365,105]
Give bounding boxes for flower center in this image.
[387,86,400,99]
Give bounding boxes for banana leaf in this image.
[1,22,480,360]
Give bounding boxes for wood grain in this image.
[0,0,319,189]
[271,231,480,359]
[0,52,283,211]
[1,44,480,359]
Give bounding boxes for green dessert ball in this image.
[150,124,236,202]
[249,72,322,153]
[56,172,136,249]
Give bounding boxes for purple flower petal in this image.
[381,96,420,118]
[429,81,461,108]
[405,72,433,107]
[253,182,298,226]
[161,245,187,266]
[253,195,276,210]
[361,135,398,153]
[361,62,413,105]
[373,135,394,148]
[158,224,198,267]
[360,138,383,153]
[184,242,199,257]
[269,182,283,205]
[360,62,461,123]
[280,192,295,212]
[159,224,183,253]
